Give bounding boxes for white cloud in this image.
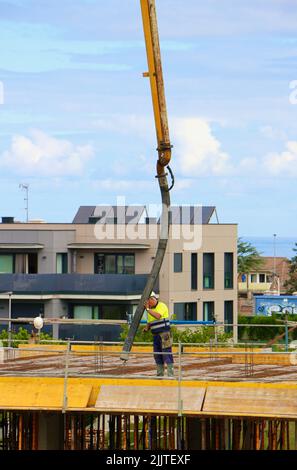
[0,129,94,177]
[93,114,236,177]
[263,141,297,176]
[93,114,297,180]
[172,117,233,176]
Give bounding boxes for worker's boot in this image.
[156,364,165,377]
[167,364,174,377]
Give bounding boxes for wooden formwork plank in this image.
[0,382,92,409]
[95,385,206,414]
[203,386,297,417]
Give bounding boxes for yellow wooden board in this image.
[95,385,206,413]
[17,344,67,358]
[0,382,92,409]
[203,386,297,417]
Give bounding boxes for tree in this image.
[237,239,263,295]
[284,243,297,294]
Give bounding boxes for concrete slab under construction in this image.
[1,376,297,419]
[1,375,297,450]
[1,349,297,382]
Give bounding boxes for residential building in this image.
[0,206,237,339]
[238,256,290,315]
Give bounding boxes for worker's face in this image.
[148,297,158,308]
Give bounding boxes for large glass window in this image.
[0,255,14,273]
[117,254,135,274]
[74,305,99,320]
[94,253,135,274]
[174,253,183,273]
[56,253,68,274]
[73,304,129,321]
[174,302,197,321]
[101,304,128,320]
[191,253,197,290]
[224,252,234,289]
[0,253,38,274]
[224,301,234,333]
[105,254,116,273]
[203,301,215,322]
[203,253,215,289]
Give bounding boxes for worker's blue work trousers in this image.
[153,333,174,365]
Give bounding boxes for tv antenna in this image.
[19,183,29,222]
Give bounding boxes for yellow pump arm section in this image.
[140,0,172,176]
[121,0,173,361]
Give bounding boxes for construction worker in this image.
[143,292,174,377]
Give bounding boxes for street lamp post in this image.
[273,234,277,278]
[7,292,12,348]
[283,298,289,352]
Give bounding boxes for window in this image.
[259,273,266,283]
[74,305,99,320]
[56,253,68,274]
[105,254,116,273]
[27,253,38,274]
[94,253,135,274]
[250,273,257,283]
[203,253,214,289]
[174,253,183,273]
[174,302,197,321]
[117,255,134,274]
[224,253,234,289]
[191,253,197,290]
[0,253,37,274]
[73,304,130,321]
[101,304,128,320]
[0,254,13,273]
[11,303,44,319]
[224,301,233,333]
[203,301,215,322]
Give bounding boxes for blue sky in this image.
[0,0,297,236]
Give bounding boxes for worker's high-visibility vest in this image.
[147,301,171,334]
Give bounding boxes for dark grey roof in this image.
[72,206,95,224]
[0,274,158,296]
[72,205,215,225]
[73,206,146,224]
[166,206,215,225]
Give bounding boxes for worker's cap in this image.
[149,291,158,299]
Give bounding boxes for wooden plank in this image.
[0,382,92,409]
[95,385,206,413]
[203,386,297,417]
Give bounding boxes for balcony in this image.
[0,273,156,296]
[238,281,271,294]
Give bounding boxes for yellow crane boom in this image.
[121,0,173,361]
[140,0,172,175]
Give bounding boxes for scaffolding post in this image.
[62,340,71,414]
[178,341,183,417]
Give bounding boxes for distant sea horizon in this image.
[241,236,297,259]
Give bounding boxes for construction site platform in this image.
[0,376,297,419]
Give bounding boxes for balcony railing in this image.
[0,273,154,295]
